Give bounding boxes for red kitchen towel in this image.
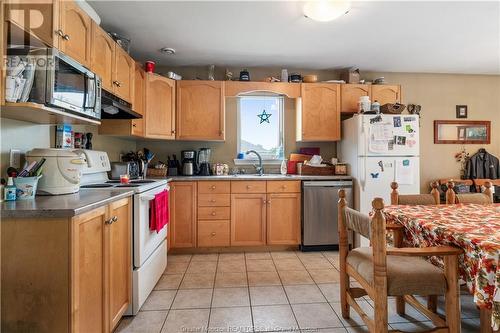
[150,190,169,233]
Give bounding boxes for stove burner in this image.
[115,184,140,187]
[81,184,114,188]
[105,180,121,184]
[131,180,156,184]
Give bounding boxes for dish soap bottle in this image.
[4,177,16,201]
[280,159,288,175]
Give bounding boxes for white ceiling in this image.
[88,1,500,74]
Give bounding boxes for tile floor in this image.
[117,251,481,333]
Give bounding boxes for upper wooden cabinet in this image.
[145,73,175,139]
[341,84,370,113]
[131,63,145,137]
[59,0,92,68]
[176,80,225,141]
[298,83,340,142]
[170,182,197,248]
[5,0,59,47]
[113,46,134,102]
[90,21,115,92]
[371,85,401,105]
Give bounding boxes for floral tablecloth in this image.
[384,203,500,329]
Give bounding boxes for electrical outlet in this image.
[9,149,21,169]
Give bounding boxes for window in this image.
[237,96,284,161]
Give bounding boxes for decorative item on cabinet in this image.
[239,69,250,81]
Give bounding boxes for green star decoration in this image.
[257,110,272,124]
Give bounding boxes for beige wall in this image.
[0,118,137,176]
[363,72,500,192]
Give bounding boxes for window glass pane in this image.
[238,96,284,160]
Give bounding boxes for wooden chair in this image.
[338,190,463,333]
[390,181,441,314]
[445,181,493,204]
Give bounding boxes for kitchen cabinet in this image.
[371,85,401,105]
[106,198,132,331]
[91,21,115,92]
[231,193,267,246]
[98,62,145,137]
[170,181,197,248]
[341,84,370,113]
[72,197,131,333]
[297,83,340,141]
[1,196,132,333]
[113,46,135,103]
[176,80,225,141]
[266,193,301,245]
[197,181,230,247]
[5,0,59,47]
[145,73,176,139]
[59,0,92,68]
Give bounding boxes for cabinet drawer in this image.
[198,194,230,207]
[231,181,266,193]
[198,181,230,194]
[198,221,230,247]
[267,181,301,193]
[198,207,230,220]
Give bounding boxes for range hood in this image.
[100,90,142,119]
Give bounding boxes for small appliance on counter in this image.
[26,148,85,195]
[181,150,197,176]
[109,161,140,180]
[197,148,212,176]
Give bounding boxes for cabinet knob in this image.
[247,185,252,189]
[211,211,216,216]
[211,185,216,190]
[55,29,64,37]
[281,185,287,189]
[105,216,118,224]
[132,123,137,127]
[113,81,122,87]
[63,34,70,41]
[262,199,266,204]
[171,130,176,134]
[210,199,216,203]
[267,200,271,204]
[211,232,216,236]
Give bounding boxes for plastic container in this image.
[359,95,371,113]
[4,177,16,201]
[14,175,41,200]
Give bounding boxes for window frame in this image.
[235,95,285,165]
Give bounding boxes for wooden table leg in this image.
[480,308,494,333]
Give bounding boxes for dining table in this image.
[383,203,500,332]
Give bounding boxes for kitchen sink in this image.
[231,174,292,178]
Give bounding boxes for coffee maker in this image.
[197,148,212,176]
[181,150,197,176]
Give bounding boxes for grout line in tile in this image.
[206,253,219,333]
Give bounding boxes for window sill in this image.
[233,159,283,166]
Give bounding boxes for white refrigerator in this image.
[338,114,420,243]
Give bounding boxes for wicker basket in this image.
[381,103,406,114]
[301,164,335,176]
[147,167,168,178]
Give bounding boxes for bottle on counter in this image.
[280,159,288,175]
[4,177,16,201]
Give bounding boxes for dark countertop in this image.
[168,175,352,181]
[1,189,134,219]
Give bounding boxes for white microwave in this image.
[28,48,101,120]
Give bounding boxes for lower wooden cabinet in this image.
[72,197,131,333]
[266,193,301,245]
[198,221,230,247]
[170,182,197,248]
[1,197,132,333]
[230,193,267,246]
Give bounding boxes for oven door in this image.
[134,184,169,268]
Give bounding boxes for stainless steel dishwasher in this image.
[301,180,353,251]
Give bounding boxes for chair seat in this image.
[347,247,447,296]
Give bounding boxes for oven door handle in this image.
[141,195,156,201]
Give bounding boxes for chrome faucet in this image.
[246,150,264,176]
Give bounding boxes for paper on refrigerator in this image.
[368,123,394,153]
[395,159,414,185]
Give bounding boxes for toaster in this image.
[109,161,140,180]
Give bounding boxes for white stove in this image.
[79,150,168,315]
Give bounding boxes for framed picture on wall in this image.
[456,105,468,118]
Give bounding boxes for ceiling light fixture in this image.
[160,47,176,55]
[303,0,351,22]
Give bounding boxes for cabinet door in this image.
[132,63,146,137]
[113,46,135,103]
[170,182,197,248]
[91,21,115,92]
[371,85,401,105]
[105,198,131,332]
[341,84,370,113]
[176,80,225,141]
[71,206,106,333]
[267,193,301,245]
[5,0,58,47]
[230,193,266,246]
[59,0,91,67]
[299,83,340,141]
[145,73,175,139]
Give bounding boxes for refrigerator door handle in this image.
[360,156,366,190]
